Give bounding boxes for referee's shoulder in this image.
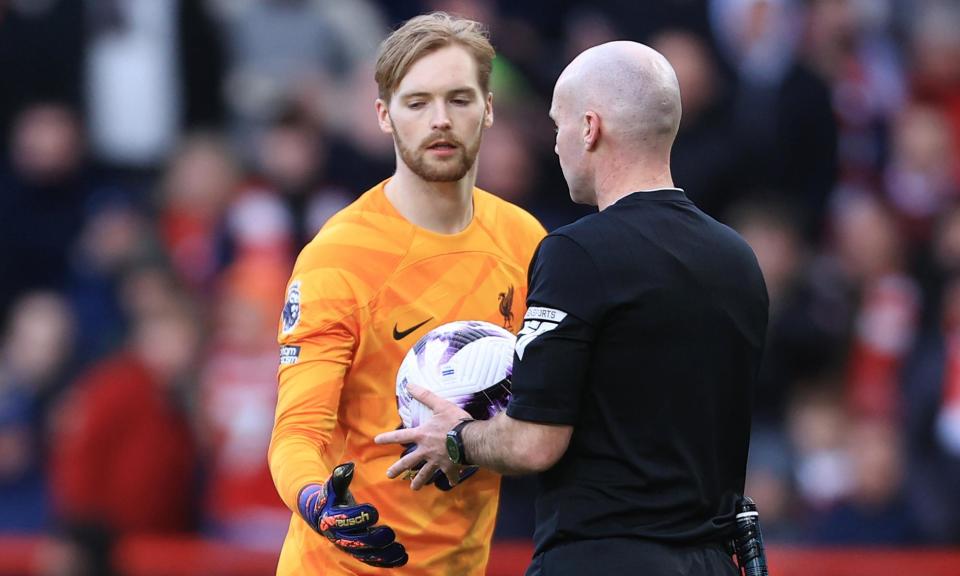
[543,211,604,248]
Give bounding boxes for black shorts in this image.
[525,538,738,576]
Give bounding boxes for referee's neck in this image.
[596,165,674,211]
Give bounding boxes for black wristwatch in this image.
[446,418,475,466]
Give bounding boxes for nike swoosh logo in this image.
[393,317,432,341]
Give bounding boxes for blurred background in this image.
[1,0,960,574]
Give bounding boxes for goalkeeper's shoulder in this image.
[475,188,548,254]
[293,200,411,285]
[300,183,413,257]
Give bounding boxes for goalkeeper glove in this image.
[400,443,479,491]
[298,462,408,568]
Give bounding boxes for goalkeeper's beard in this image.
[392,124,484,183]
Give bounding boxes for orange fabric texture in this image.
[269,180,545,575]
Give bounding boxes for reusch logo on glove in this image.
[336,511,371,528]
[299,462,409,568]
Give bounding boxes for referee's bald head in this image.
[555,41,682,155]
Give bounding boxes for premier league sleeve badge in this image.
[281,280,302,334]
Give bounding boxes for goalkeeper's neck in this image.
[384,165,477,235]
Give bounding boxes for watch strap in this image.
[447,418,475,466]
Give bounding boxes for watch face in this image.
[446,435,461,463]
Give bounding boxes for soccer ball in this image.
[396,320,514,429]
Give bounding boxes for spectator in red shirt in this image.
[48,292,202,572]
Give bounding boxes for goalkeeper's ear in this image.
[484,91,494,128]
[376,99,393,135]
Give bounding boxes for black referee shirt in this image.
[507,188,769,555]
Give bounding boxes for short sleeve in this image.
[507,235,602,425]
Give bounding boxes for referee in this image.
[377,41,769,575]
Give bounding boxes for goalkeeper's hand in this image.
[298,462,408,568]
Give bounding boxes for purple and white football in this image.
[396,320,514,429]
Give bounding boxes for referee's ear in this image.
[582,110,600,151]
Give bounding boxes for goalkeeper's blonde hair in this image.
[375,12,495,102]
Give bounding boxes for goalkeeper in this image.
[377,41,769,576]
[267,11,545,576]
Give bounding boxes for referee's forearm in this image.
[462,413,545,475]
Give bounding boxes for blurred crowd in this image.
[2,0,960,572]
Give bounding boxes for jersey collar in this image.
[615,188,688,205]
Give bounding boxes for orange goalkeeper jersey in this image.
[269,179,546,575]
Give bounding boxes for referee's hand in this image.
[375,383,470,490]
